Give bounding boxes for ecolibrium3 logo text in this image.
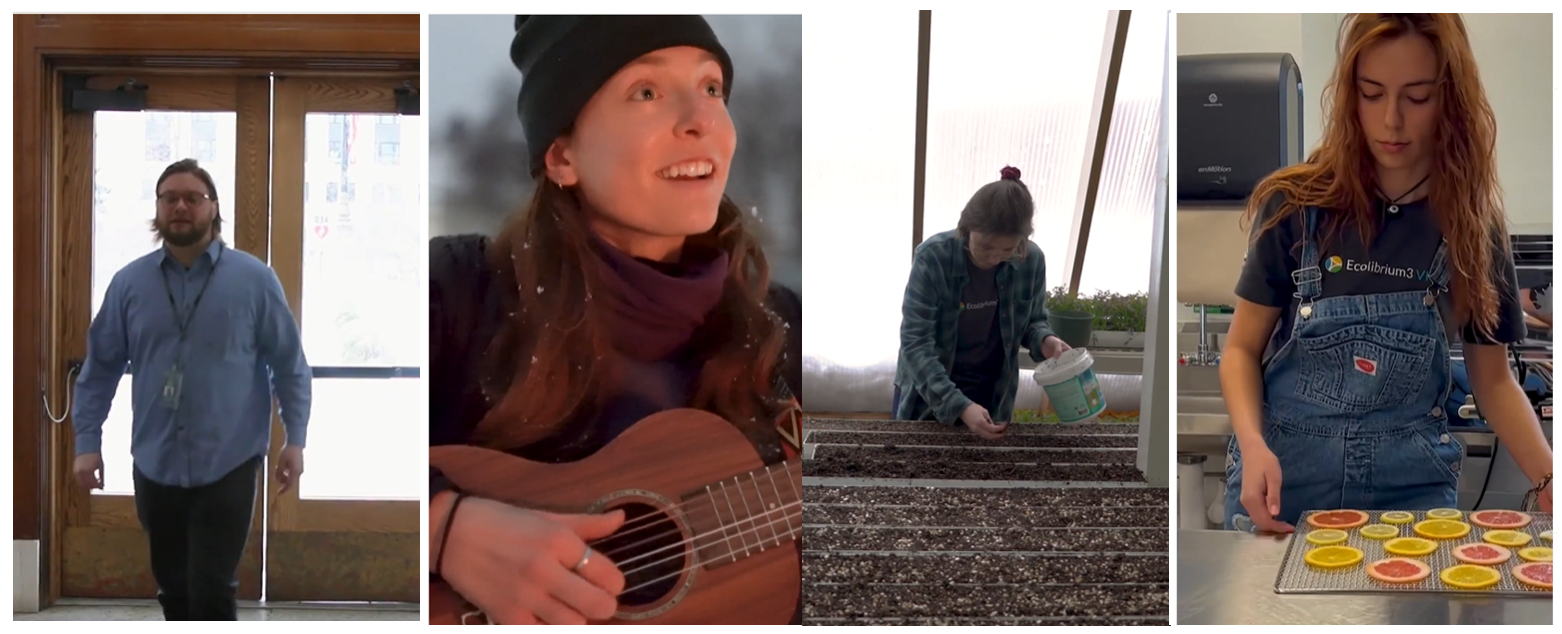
[1324,255,1430,281]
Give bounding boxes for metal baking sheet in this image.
[1275,510,1552,597]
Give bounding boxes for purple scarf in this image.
[590,235,729,362]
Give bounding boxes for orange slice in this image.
[1413,519,1471,540]
[1384,537,1438,557]
[1517,547,1552,563]
[1440,564,1501,589]
[1304,545,1364,570]
[1483,530,1533,547]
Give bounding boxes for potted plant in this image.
[1090,291,1149,348]
[1045,286,1095,349]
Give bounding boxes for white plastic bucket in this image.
[1031,348,1106,423]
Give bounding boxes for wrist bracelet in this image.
[433,492,468,577]
[1520,472,1552,513]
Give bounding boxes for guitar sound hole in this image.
[597,502,684,607]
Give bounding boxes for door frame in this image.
[13,13,419,609]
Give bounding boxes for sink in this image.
[1177,365,1232,455]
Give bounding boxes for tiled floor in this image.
[14,599,419,621]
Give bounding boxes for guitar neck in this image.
[681,457,802,569]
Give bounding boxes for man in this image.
[893,166,1071,439]
[71,158,312,620]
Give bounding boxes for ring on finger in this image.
[573,547,592,573]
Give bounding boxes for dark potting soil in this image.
[803,552,1169,585]
[806,617,1169,626]
[810,445,1134,465]
[801,582,1168,620]
[803,418,1140,435]
[807,430,1137,448]
[805,486,1167,508]
[803,455,1147,481]
[805,504,1164,529]
[802,526,1167,553]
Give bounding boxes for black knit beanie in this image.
[511,15,735,177]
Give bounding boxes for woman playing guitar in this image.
[427,15,803,625]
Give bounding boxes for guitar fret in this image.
[749,471,782,547]
[732,476,765,553]
[764,464,795,542]
[716,480,752,558]
[706,484,739,564]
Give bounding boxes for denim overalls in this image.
[1224,206,1464,530]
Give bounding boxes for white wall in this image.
[1176,13,1554,324]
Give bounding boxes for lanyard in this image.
[160,244,223,345]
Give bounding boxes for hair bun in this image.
[1000,166,1021,181]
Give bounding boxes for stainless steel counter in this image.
[1177,530,1552,625]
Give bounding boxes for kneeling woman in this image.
[894,167,1071,440]
[426,16,803,624]
[1221,13,1552,534]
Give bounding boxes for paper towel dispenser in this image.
[1178,53,1304,203]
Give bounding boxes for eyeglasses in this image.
[156,192,213,208]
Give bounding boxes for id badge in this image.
[160,365,184,410]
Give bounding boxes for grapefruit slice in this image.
[1366,557,1431,584]
[1426,508,1463,520]
[1379,511,1415,525]
[1359,524,1399,540]
[1513,562,1553,590]
[1440,564,1501,589]
[1452,542,1511,566]
[1304,545,1364,570]
[1517,547,1552,563]
[1483,530,1533,547]
[1469,510,1532,530]
[1305,529,1349,546]
[1384,537,1438,557]
[1413,519,1471,540]
[1307,510,1370,530]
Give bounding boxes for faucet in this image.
[1179,304,1223,367]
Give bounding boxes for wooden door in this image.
[261,76,423,602]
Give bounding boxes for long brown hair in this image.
[1245,13,1508,336]
[471,177,786,449]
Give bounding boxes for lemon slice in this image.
[1304,545,1365,570]
[1427,508,1463,520]
[1483,530,1533,547]
[1439,564,1501,589]
[1380,511,1415,525]
[1384,537,1438,557]
[1360,524,1399,540]
[1517,547,1552,562]
[1414,519,1471,540]
[1540,530,1552,543]
[1306,529,1349,546]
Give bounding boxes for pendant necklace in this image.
[1378,174,1430,215]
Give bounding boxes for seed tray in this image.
[1276,510,1553,597]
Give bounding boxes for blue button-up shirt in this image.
[72,239,312,488]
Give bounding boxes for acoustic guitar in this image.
[429,408,803,625]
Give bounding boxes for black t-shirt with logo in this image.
[952,254,1005,406]
[1235,194,1526,346]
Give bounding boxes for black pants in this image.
[132,455,261,621]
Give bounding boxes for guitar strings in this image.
[572,461,801,540]
[614,505,804,598]
[585,463,803,559]
[610,497,801,571]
